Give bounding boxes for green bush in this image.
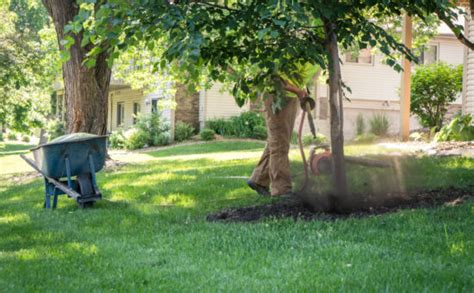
[124,129,148,150]
[206,119,234,136]
[21,135,30,143]
[175,122,195,142]
[302,133,327,146]
[0,132,3,142]
[356,114,365,136]
[200,128,215,141]
[109,130,126,149]
[434,114,474,142]
[253,125,267,140]
[206,111,265,138]
[353,133,379,144]
[411,63,463,130]
[7,132,17,140]
[369,113,390,136]
[134,113,170,147]
[154,132,171,146]
[46,119,66,141]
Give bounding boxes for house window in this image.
[151,99,158,113]
[117,102,125,126]
[420,45,438,65]
[133,102,141,124]
[345,48,373,64]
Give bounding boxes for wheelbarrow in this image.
[20,133,108,209]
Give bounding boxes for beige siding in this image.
[438,39,464,65]
[108,88,144,131]
[463,15,474,115]
[341,54,401,102]
[204,83,249,121]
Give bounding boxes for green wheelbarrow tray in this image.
[21,133,108,209]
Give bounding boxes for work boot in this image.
[246,180,270,197]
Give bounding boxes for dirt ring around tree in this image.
[207,186,473,222]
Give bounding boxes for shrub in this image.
[154,132,171,146]
[7,132,17,140]
[124,129,148,150]
[356,114,365,136]
[134,113,170,146]
[0,132,3,142]
[302,133,327,146]
[206,111,265,138]
[411,63,463,130]
[200,128,215,141]
[175,122,195,142]
[434,114,474,142]
[369,113,390,136]
[46,119,66,141]
[21,135,30,143]
[206,118,234,136]
[253,125,267,140]
[109,130,126,149]
[353,133,379,144]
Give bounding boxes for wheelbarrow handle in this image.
[20,154,83,199]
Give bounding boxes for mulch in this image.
[207,186,473,222]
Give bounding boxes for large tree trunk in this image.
[42,0,111,135]
[324,21,348,199]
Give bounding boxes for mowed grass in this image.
[0,141,35,157]
[0,141,473,291]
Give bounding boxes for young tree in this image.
[75,0,468,202]
[41,0,112,135]
[411,63,463,130]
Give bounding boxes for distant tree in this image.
[411,63,463,130]
[0,0,59,133]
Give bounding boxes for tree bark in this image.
[324,21,348,198]
[42,0,111,135]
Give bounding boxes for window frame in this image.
[419,43,439,65]
[151,98,158,113]
[117,102,125,127]
[133,102,141,124]
[344,48,374,66]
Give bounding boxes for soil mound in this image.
[207,186,472,222]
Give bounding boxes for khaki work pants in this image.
[250,96,299,196]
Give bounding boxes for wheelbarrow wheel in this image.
[79,201,94,209]
[77,173,95,209]
[77,173,94,196]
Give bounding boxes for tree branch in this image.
[437,11,474,50]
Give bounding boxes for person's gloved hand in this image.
[299,96,315,112]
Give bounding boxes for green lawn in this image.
[0,141,34,157]
[0,141,472,291]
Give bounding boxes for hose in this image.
[298,108,309,192]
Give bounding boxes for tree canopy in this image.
[0,0,60,132]
[74,1,465,99]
